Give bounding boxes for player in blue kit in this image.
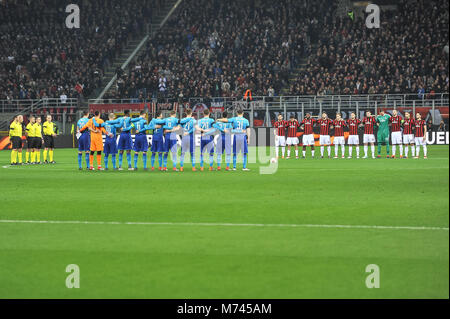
[196,109,215,171]
[102,113,122,170]
[162,111,181,171]
[101,110,134,170]
[212,112,233,171]
[148,111,166,171]
[131,111,150,170]
[76,111,90,170]
[218,109,251,171]
[179,108,197,171]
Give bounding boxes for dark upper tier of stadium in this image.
[0,0,448,103]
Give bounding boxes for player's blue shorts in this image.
[216,133,232,155]
[134,133,148,152]
[151,136,165,153]
[164,133,178,153]
[201,136,214,154]
[181,134,194,154]
[233,134,248,154]
[104,136,118,155]
[78,132,90,152]
[118,131,133,150]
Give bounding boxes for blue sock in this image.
[143,153,147,169]
[119,153,123,167]
[158,153,163,167]
[78,153,82,168]
[226,154,231,167]
[180,152,185,168]
[163,153,168,168]
[172,152,177,168]
[233,154,237,168]
[126,152,131,167]
[200,154,204,167]
[112,155,116,169]
[209,153,214,167]
[217,154,222,167]
[104,154,109,169]
[151,153,156,168]
[85,153,89,168]
[243,154,247,169]
[134,153,138,168]
[191,152,195,166]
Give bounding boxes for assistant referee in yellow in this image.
[9,114,24,165]
[43,114,57,164]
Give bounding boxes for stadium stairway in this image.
[92,0,180,102]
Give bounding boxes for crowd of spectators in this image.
[289,0,449,96]
[106,0,334,101]
[0,0,158,101]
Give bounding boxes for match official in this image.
[9,115,24,165]
[43,115,56,164]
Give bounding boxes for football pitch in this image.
[0,146,448,299]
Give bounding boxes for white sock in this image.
[320,146,324,156]
[287,149,291,157]
[335,146,338,157]
[392,145,396,156]
[349,146,353,156]
[399,145,403,156]
[282,147,285,157]
[405,145,408,157]
[295,149,298,157]
[356,146,360,157]
[371,145,375,157]
[416,146,420,157]
[311,150,315,157]
[341,145,345,156]
[411,145,415,157]
[275,147,279,158]
[364,145,368,157]
[327,146,331,156]
[302,150,306,157]
[423,145,427,157]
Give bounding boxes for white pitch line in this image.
[0,219,447,231]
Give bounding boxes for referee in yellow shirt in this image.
[25,115,36,164]
[32,116,44,164]
[9,115,24,165]
[43,114,57,164]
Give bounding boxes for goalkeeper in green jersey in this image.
[376,110,391,158]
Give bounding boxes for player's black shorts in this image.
[33,137,42,149]
[11,136,23,149]
[44,135,54,148]
[27,137,34,148]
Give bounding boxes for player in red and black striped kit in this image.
[286,115,301,159]
[414,112,428,159]
[389,109,403,158]
[402,112,416,158]
[273,114,288,158]
[300,113,316,158]
[347,112,361,158]
[317,112,333,158]
[333,113,347,158]
[362,111,377,158]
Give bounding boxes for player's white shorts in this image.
[347,135,359,145]
[275,135,286,147]
[415,136,426,146]
[319,135,331,145]
[286,137,299,145]
[334,136,345,145]
[403,134,415,144]
[391,131,402,144]
[363,134,376,144]
[302,134,315,146]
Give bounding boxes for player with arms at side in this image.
[317,112,333,159]
[286,115,300,159]
[196,109,215,171]
[362,110,376,159]
[413,112,428,159]
[9,115,23,165]
[389,109,403,158]
[273,114,287,159]
[76,111,90,170]
[42,114,57,164]
[82,111,112,170]
[217,108,250,171]
[347,112,361,158]
[376,109,391,158]
[402,111,415,158]
[300,113,316,158]
[333,113,347,158]
[32,116,43,164]
[25,115,35,164]
[179,108,197,171]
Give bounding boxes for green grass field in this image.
[0,146,448,298]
